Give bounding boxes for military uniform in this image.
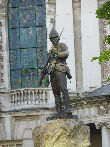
[48,40,72,113]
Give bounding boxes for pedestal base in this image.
[33,119,90,147]
[46,112,78,121]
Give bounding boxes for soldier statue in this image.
[39,29,72,115]
[48,29,72,114]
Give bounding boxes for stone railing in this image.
[9,88,55,110]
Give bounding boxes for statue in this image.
[33,29,90,147]
[39,29,72,116]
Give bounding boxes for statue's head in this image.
[49,29,60,45]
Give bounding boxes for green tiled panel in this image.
[36,6,46,26]
[11,70,22,89]
[36,27,47,47]
[21,48,37,68]
[9,28,20,49]
[8,8,19,28]
[10,49,21,70]
[20,27,36,48]
[22,68,38,88]
[37,47,48,68]
[8,0,47,89]
[19,3,36,27]
[8,0,21,8]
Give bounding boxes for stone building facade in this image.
[0,0,110,147]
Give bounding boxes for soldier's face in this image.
[50,37,59,45]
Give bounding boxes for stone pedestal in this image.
[33,119,90,147]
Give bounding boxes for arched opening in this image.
[88,123,102,147]
[7,0,48,89]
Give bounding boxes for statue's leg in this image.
[56,72,70,113]
[50,73,62,113]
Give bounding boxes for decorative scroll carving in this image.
[0,22,4,86]
[101,20,110,84]
[95,121,110,129]
[97,105,108,115]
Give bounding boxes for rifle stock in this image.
[39,55,51,85]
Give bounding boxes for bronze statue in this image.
[40,29,72,115]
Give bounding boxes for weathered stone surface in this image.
[33,119,90,147]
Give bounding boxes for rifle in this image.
[39,54,52,85]
[39,28,64,85]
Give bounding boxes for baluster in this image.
[38,90,40,103]
[34,90,38,103]
[15,93,18,106]
[45,91,48,103]
[36,90,39,103]
[10,93,13,106]
[17,93,20,105]
[13,93,15,106]
[40,90,43,103]
[21,90,24,105]
[28,91,31,104]
[42,90,45,103]
[30,91,33,104]
[19,91,22,105]
[24,91,27,105]
[32,91,35,104]
[34,91,37,103]
[26,91,29,104]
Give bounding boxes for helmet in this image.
[49,29,60,39]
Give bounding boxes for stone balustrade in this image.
[9,88,55,110]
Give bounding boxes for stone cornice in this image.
[70,95,110,109]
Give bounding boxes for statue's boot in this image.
[62,89,71,114]
[55,96,62,115]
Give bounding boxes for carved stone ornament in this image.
[101,19,110,84]
[95,122,110,129]
[33,119,90,147]
[97,105,108,115]
[0,21,4,86]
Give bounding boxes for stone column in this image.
[102,126,110,147]
[0,1,10,90]
[81,0,101,91]
[4,115,12,140]
[56,0,76,91]
[72,0,83,93]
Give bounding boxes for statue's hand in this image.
[51,46,57,55]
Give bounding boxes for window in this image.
[8,0,48,89]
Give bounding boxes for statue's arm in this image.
[49,43,69,58]
[57,43,69,58]
[57,50,69,58]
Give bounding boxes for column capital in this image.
[95,121,110,129]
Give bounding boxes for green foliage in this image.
[91,50,110,64]
[96,1,110,24]
[92,0,110,63]
[104,35,110,44]
[106,77,110,82]
[92,1,110,82]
